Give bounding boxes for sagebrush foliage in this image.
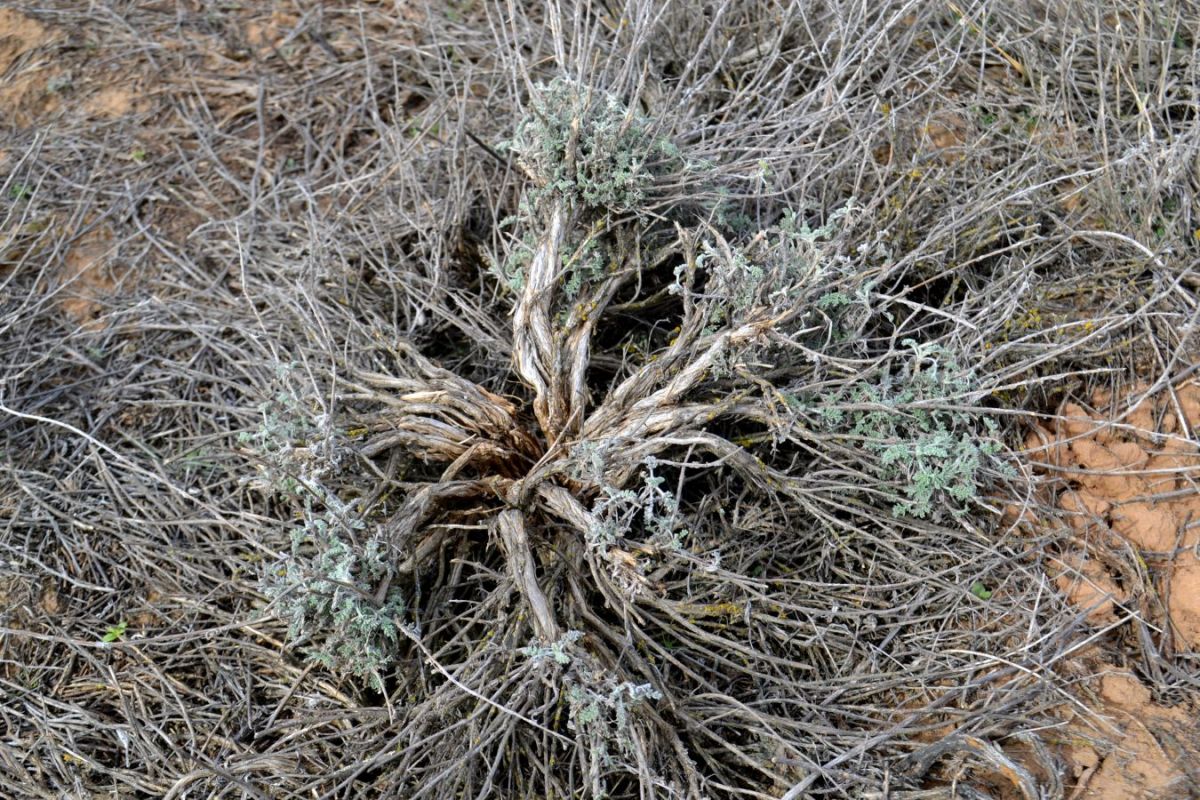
[518,629,583,665]
[266,490,406,692]
[816,339,1003,519]
[577,454,690,554]
[684,201,858,332]
[493,77,680,296]
[244,364,405,691]
[502,76,677,212]
[565,674,662,765]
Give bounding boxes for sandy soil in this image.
[0,7,142,323]
[1020,382,1200,798]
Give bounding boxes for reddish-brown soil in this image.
[0,8,66,126]
[1019,382,1200,798]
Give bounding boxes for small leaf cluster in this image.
[245,370,405,692]
[566,674,662,769]
[518,623,664,789]
[241,364,405,688]
[265,490,406,692]
[585,456,690,553]
[493,77,680,300]
[495,218,614,308]
[820,339,1001,519]
[518,629,584,666]
[502,76,675,213]
[238,361,344,497]
[680,201,855,331]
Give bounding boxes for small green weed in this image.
[969,581,993,600]
[101,620,127,643]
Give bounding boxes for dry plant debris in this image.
[1,2,1198,798]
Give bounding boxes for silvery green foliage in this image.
[586,457,690,552]
[560,228,609,299]
[567,438,613,485]
[566,674,662,779]
[492,77,680,297]
[241,363,403,691]
[820,339,1001,519]
[238,361,346,497]
[520,626,665,795]
[502,76,675,213]
[519,621,665,793]
[492,222,537,292]
[678,201,856,331]
[265,490,405,692]
[518,629,584,666]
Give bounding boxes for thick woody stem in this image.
[512,203,570,440]
[496,508,560,643]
